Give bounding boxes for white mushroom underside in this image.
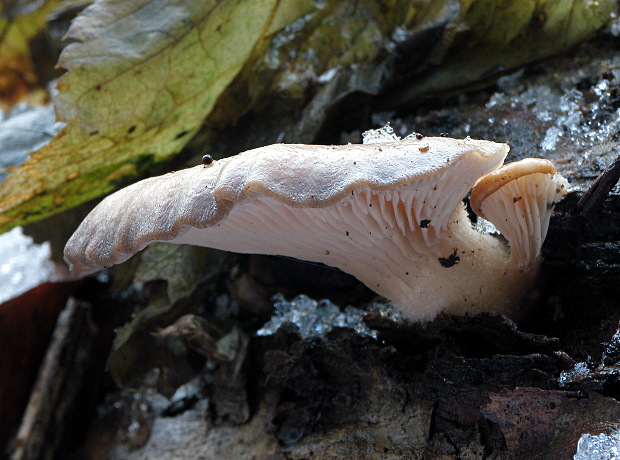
[173,178,522,321]
[477,172,569,268]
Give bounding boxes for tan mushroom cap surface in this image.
[470,158,558,219]
[64,137,507,277]
[470,158,568,268]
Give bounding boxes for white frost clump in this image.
[574,429,620,460]
[558,362,591,388]
[256,294,377,339]
[541,126,563,152]
[362,123,424,145]
[0,227,59,303]
[486,68,620,157]
[361,124,401,144]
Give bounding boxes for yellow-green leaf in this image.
[406,0,617,96]
[0,0,311,232]
[0,0,62,107]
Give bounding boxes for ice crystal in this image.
[256,294,377,339]
[362,123,401,144]
[574,429,620,460]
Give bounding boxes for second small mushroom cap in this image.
[470,158,568,267]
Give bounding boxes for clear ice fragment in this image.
[256,294,377,339]
[362,123,401,144]
[574,429,620,460]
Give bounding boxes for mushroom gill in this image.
[64,137,567,321]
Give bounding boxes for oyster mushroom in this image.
[64,137,567,321]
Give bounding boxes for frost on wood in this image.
[256,294,377,339]
[574,430,620,460]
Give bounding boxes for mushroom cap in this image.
[470,158,569,267]
[470,158,557,219]
[64,137,508,276]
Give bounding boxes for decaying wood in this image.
[538,184,620,358]
[10,170,618,459]
[156,314,250,425]
[576,154,620,217]
[8,299,97,460]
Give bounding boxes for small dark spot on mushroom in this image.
[415,133,424,140]
[215,24,222,32]
[127,125,136,134]
[175,130,189,139]
[369,203,372,207]
[353,161,357,165]
[440,132,449,137]
[433,185,438,191]
[513,196,522,203]
[378,148,383,152]
[202,154,214,165]
[325,250,330,255]
[90,130,99,136]
[420,219,431,228]
[95,84,102,91]
[438,249,460,268]
[346,231,350,236]
[405,272,409,275]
